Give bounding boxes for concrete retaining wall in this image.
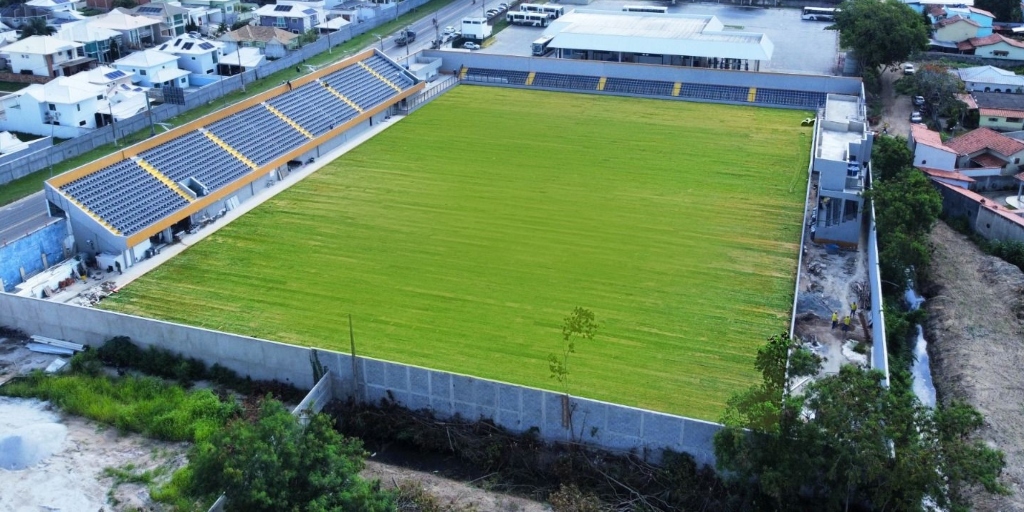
[0,293,721,466]
[866,201,890,387]
[0,220,68,292]
[934,181,1024,243]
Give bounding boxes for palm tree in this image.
[19,17,55,39]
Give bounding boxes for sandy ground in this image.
[925,221,1024,511]
[876,66,914,137]
[364,461,550,512]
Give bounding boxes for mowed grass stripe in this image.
[103,87,810,420]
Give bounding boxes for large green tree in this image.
[186,399,393,512]
[19,18,55,39]
[715,336,1008,511]
[870,135,914,182]
[973,0,1022,22]
[830,0,929,72]
[867,167,942,288]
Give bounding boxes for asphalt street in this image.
[0,192,54,245]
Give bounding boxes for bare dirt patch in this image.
[925,221,1024,511]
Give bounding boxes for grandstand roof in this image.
[542,10,774,61]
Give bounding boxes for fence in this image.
[0,292,722,467]
[398,74,459,113]
[866,199,890,388]
[0,0,437,186]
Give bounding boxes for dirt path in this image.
[924,221,1024,511]
[876,66,913,137]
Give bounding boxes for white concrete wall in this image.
[10,53,50,77]
[913,144,957,171]
[0,293,721,466]
[980,115,1024,132]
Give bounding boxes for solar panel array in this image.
[60,53,417,237]
[460,67,827,109]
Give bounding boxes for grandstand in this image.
[44,50,421,264]
[459,67,828,110]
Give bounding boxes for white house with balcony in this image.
[132,3,189,41]
[811,94,873,247]
[113,48,189,87]
[54,19,121,64]
[156,33,223,75]
[1,35,92,78]
[0,75,108,137]
[89,8,162,50]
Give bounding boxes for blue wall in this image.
[0,221,68,292]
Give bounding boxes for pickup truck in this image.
[395,30,416,46]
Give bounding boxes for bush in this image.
[987,239,1024,272]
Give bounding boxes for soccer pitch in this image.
[102,87,811,420]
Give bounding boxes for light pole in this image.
[108,102,118,146]
[405,25,411,60]
[237,47,245,92]
[47,111,60,177]
[146,92,155,137]
[373,33,384,51]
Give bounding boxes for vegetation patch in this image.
[103,86,810,420]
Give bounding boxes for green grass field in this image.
[103,87,810,420]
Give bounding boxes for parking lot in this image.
[477,1,840,76]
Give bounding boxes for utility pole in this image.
[108,103,118,146]
[146,92,155,137]
[405,25,411,60]
[238,48,245,92]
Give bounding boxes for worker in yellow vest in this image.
[831,311,839,330]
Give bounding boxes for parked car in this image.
[463,41,481,50]
[903,63,915,75]
[910,111,922,123]
[443,25,456,35]
[486,9,498,16]
[498,2,509,8]
[394,29,416,46]
[913,95,925,106]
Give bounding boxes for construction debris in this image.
[29,335,84,353]
[65,281,118,307]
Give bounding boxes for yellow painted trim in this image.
[65,194,121,235]
[134,157,195,203]
[321,81,363,113]
[264,103,313,139]
[357,61,402,92]
[672,82,681,97]
[202,130,259,170]
[123,79,425,247]
[747,87,757,102]
[525,72,536,86]
[597,77,606,91]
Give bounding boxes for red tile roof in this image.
[918,166,976,182]
[945,127,1024,156]
[911,124,952,151]
[958,33,1024,51]
[1015,171,1024,182]
[971,153,1008,167]
[927,5,946,16]
[980,107,1024,117]
[958,93,978,109]
[936,15,979,28]
[935,181,1024,228]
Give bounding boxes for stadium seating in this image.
[58,52,418,237]
[603,78,674,97]
[678,83,749,103]
[140,130,252,192]
[63,160,190,235]
[462,68,529,85]
[754,88,827,109]
[531,73,601,91]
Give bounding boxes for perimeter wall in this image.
[0,293,720,466]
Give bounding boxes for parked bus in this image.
[532,35,555,55]
[507,11,551,26]
[801,6,839,21]
[520,3,564,18]
[622,5,667,13]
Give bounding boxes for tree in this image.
[870,135,914,182]
[829,0,929,73]
[973,0,1022,22]
[186,398,393,512]
[910,64,967,124]
[867,168,942,288]
[715,336,1008,511]
[19,18,55,39]
[549,307,597,433]
[106,38,121,63]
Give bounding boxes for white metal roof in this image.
[954,65,1024,87]
[149,66,190,83]
[542,10,773,61]
[221,47,264,68]
[21,76,106,104]
[91,8,162,31]
[2,35,82,55]
[115,49,179,67]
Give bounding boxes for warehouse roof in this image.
[542,10,774,61]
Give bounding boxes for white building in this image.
[1,35,91,78]
[953,65,1024,93]
[0,76,109,138]
[113,48,190,88]
[811,94,872,247]
[219,46,263,74]
[88,8,162,50]
[25,0,83,14]
[909,124,958,171]
[54,19,121,64]
[155,33,223,75]
[218,25,298,59]
[461,17,491,40]
[541,10,773,70]
[957,34,1024,60]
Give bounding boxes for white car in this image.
[463,41,481,50]
[910,111,922,123]
[903,63,915,75]
[442,25,456,35]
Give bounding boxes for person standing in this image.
[850,302,857,315]
[842,315,851,333]
[831,311,839,330]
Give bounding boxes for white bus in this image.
[622,5,667,13]
[801,6,839,21]
[532,35,554,55]
[519,3,564,18]
[507,11,550,26]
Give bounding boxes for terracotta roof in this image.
[936,15,980,28]
[980,107,1024,117]
[221,25,298,44]
[911,123,952,150]
[1015,171,1024,182]
[968,6,996,18]
[958,93,978,109]
[972,153,1008,167]
[927,5,946,16]
[959,33,1024,51]
[945,127,1024,156]
[935,181,1024,228]
[918,166,976,182]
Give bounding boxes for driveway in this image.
[877,66,913,137]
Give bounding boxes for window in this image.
[989,118,1000,121]
[191,56,196,60]
[48,104,56,111]
[76,104,80,111]
[994,50,1009,56]
[275,16,286,27]
[1008,118,1022,122]
[843,200,858,222]
[180,77,186,83]
[96,95,102,100]
[79,120,86,126]
[823,197,842,227]
[140,69,147,75]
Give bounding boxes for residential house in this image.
[918,166,976,189]
[132,2,189,41]
[218,46,262,74]
[972,91,1024,131]
[953,65,1024,93]
[86,0,151,12]
[1,36,92,78]
[0,5,48,32]
[909,124,958,171]
[113,48,189,87]
[934,16,980,43]
[79,64,136,90]
[948,6,994,36]
[811,94,873,247]
[946,127,1024,188]
[218,25,297,58]
[957,34,1024,60]
[24,0,82,14]
[156,33,223,75]
[0,75,109,137]
[54,20,121,64]
[89,8,161,50]
[256,2,322,34]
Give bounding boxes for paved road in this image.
[370,0,485,63]
[0,191,54,245]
